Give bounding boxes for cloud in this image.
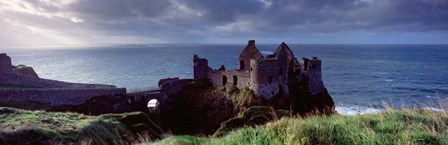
[0,0,447,46]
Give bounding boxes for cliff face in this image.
[156,78,336,135]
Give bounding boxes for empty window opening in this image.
[233,76,238,86]
[222,75,227,86]
[147,99,159,109]
[279,69,282,75]
[240,60,245,70]
[268,76,273,84]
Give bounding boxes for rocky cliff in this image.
[155,78,336,135]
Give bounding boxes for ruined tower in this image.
[193,55,209,80]
[307,57,324,95]
[239,40,262,71]
[0,53,12,72]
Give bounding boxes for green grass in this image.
[0,107,162,145]
[142,109,448,145]
[211,86,260,107]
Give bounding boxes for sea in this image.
[3,44,448,115]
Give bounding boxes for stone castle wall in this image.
[208,69,250,89]
[0,53,12,72]
[250,59,280,99]
[0,88,126,106]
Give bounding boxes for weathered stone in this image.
[0,53,12,72]
[192,40,324,99]
[12,65,39,78]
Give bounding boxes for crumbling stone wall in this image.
[239,40,262,71]
[250,59,280,99]
[0,53,12,72]
[306,57,324,95]
[273,42,295,85]
[193,55,209,80]
[222,71,250,89]
[208,70,250,89]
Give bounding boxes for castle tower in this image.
[193,55,209,80]
[307,57,324,95]
[239,40,262,71]
[0,53,12,72]
[250,59,280,99]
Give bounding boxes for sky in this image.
[1,0,448,46]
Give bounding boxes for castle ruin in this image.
[193,40,324,99]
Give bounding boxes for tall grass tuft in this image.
[141,106,448,145]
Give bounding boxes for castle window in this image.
[233,76,238,86]
[222,75,227,86]
[240,60,245,70]
[279,69,282,75]
[312,64,316,69]
[268,76,273,84]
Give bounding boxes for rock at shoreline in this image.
[12,65,39,78]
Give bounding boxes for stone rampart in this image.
[0,88,126,106]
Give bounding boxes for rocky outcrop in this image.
[213,106,289,137]
[154,77,336,135]
[0,53,12,72]
[12,65,39,78]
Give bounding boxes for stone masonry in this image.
[193,40,325,99]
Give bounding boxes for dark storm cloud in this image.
[42,0,448,32]
[249,0,448,32]
[1,0,448,45]
[181,0,265,24]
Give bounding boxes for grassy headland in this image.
[143,109,448,145]
[0,107,163,145]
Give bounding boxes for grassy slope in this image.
[144,109,448,145]
[0,107,161,145]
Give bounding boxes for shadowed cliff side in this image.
[156,78,336,135]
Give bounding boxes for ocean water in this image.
[3,44,448,114]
